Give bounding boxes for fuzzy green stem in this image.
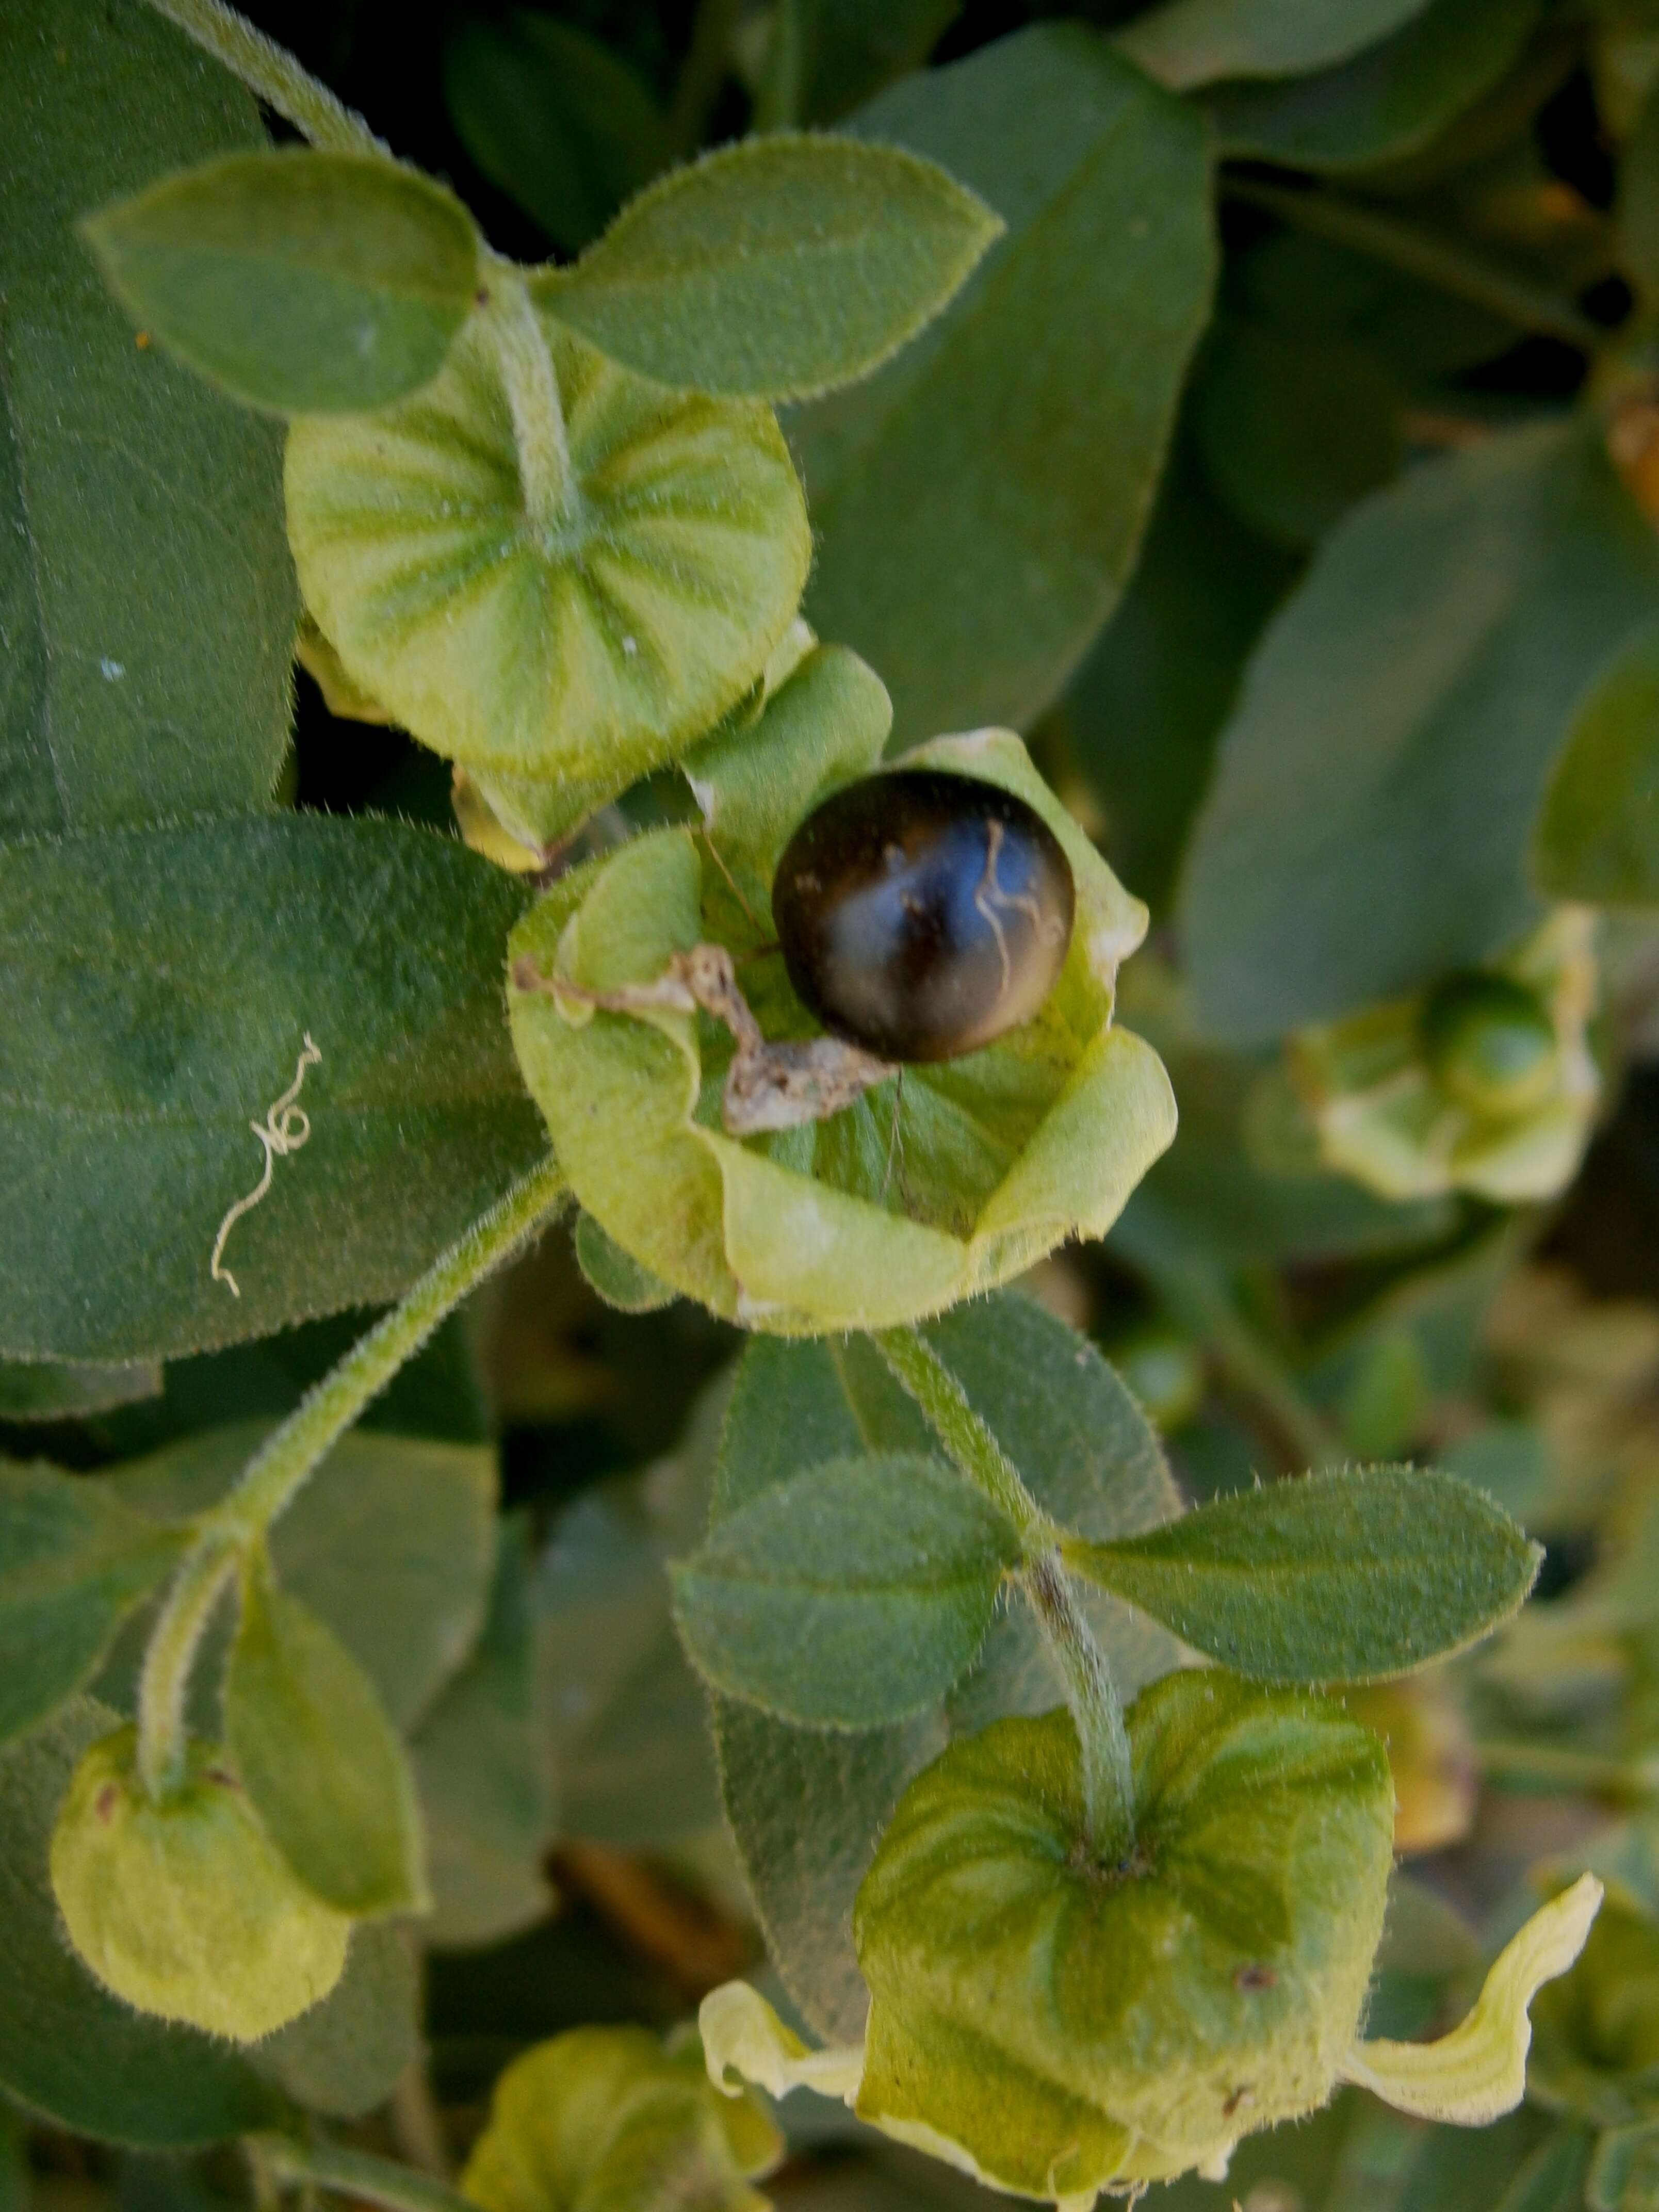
[486,269,578,541]
[141,0,387,158]
[136,1158,566,1796]
[213,1154,566,1547]
[1223,174,1604,353]
[1477,1739,1659,1804]
[1024,1550,1136,1865]
[253,2137,475,2212]
[136,1534,239,1800]
[873,1326,1048,1540]
[873,1326,1134,1858]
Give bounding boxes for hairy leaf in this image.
[225,1551,428,1916]
[0,1358,161,1422]
[413,1516,555,1949]
[673,1452,1020,1726]
[1533,614,1659,908]
[1209,0,1542,172]
[108,1421,496,1733]
[445,13,670,256]
[0,0,296,837]
[0,814,544,1361]
[1065,1464,1540,1681]
[1181,421,1659,1044]
[1117,0,1434,89]
[250,1922,419,2117]
[541,134,1001,400]
[0,1698,279,2142]
[0,1461,186,1746]
[791,24,1213,742]
[85,150,481,414]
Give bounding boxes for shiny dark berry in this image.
[770,769,1076,1063]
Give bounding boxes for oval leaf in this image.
[672,1452,1021,1728]
[540,133,1001,400]
[0,1463,186,1747]
[1064,1464,1540,1681]
[224,1551,429,1916]
[1116,0,1434,90]
[0,0,296,838]
[0,814,544,1363]
[1533,613,1659,908]
[789,24,1213,742]
[1180,420,1659,1044]
[250,1921,420,2118]
[84,149,481,415]
[287,306,809,801]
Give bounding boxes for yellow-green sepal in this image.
[506,651,1175,1333]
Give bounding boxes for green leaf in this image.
[225,1549,428,1916]
[413,1515,555,1950]
[444,13,670,257]
[755,0,959,127]
[713,1700,945,2044]
[287,307,809,807]
[0,1358,160,1422]
[575,1210,678,1314]
[1064,1463,1540,1681]
[1533,614,1659,907]
[540,133,1000,401]
[1181,420,1659,1045]
[1064,440,1297,917]
[250,1922,419,2118]
[709,1294,1181,2038]
[108,1422,497,1733]
[672,1452,1020,1728]
[790,23,1213,742]
[0,814,544,1362]
[85,150,481,415]
[1193,317,1402,551]
[1209,0,1543,173]
[0,1462,187,1747]
[0,0,297,838]
[1116,0,1435,90]
[0,1698,280,2143]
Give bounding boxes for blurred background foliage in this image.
[14,0,1659,2205]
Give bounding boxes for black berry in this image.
[771,770,1076,1063]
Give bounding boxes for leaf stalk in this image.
[486,269,580,541]
[136,1156,567,1794]
[252,2136,475,2212]
[140,0,388,160]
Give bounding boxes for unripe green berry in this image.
[1419,972,1558,1117]
[1530,1891,1659,2119]
[50,1726,349,2043]
[853,1673,1394,2193]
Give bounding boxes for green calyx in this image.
[48,1724,349,2043]
[1291,909,1600,1204]
[1420,971,1559,1116]
[284,295,810,826]
[852,1672,1394,2195]
[506,642,1175,1333]
[461,2023,782,2212]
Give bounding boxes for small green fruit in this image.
[1531,1890,1659,2126]
[1420,972,1558,1117]
[853,1672,1394,2194]
[1108,1323,1205,1434]
[50,1725,349,2043]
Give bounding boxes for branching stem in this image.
[137,1157,567,1796]
[486,268,579,541]
[141,0,387,158]
[873,1325,1135,1860]
[1223,173,1604,353]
